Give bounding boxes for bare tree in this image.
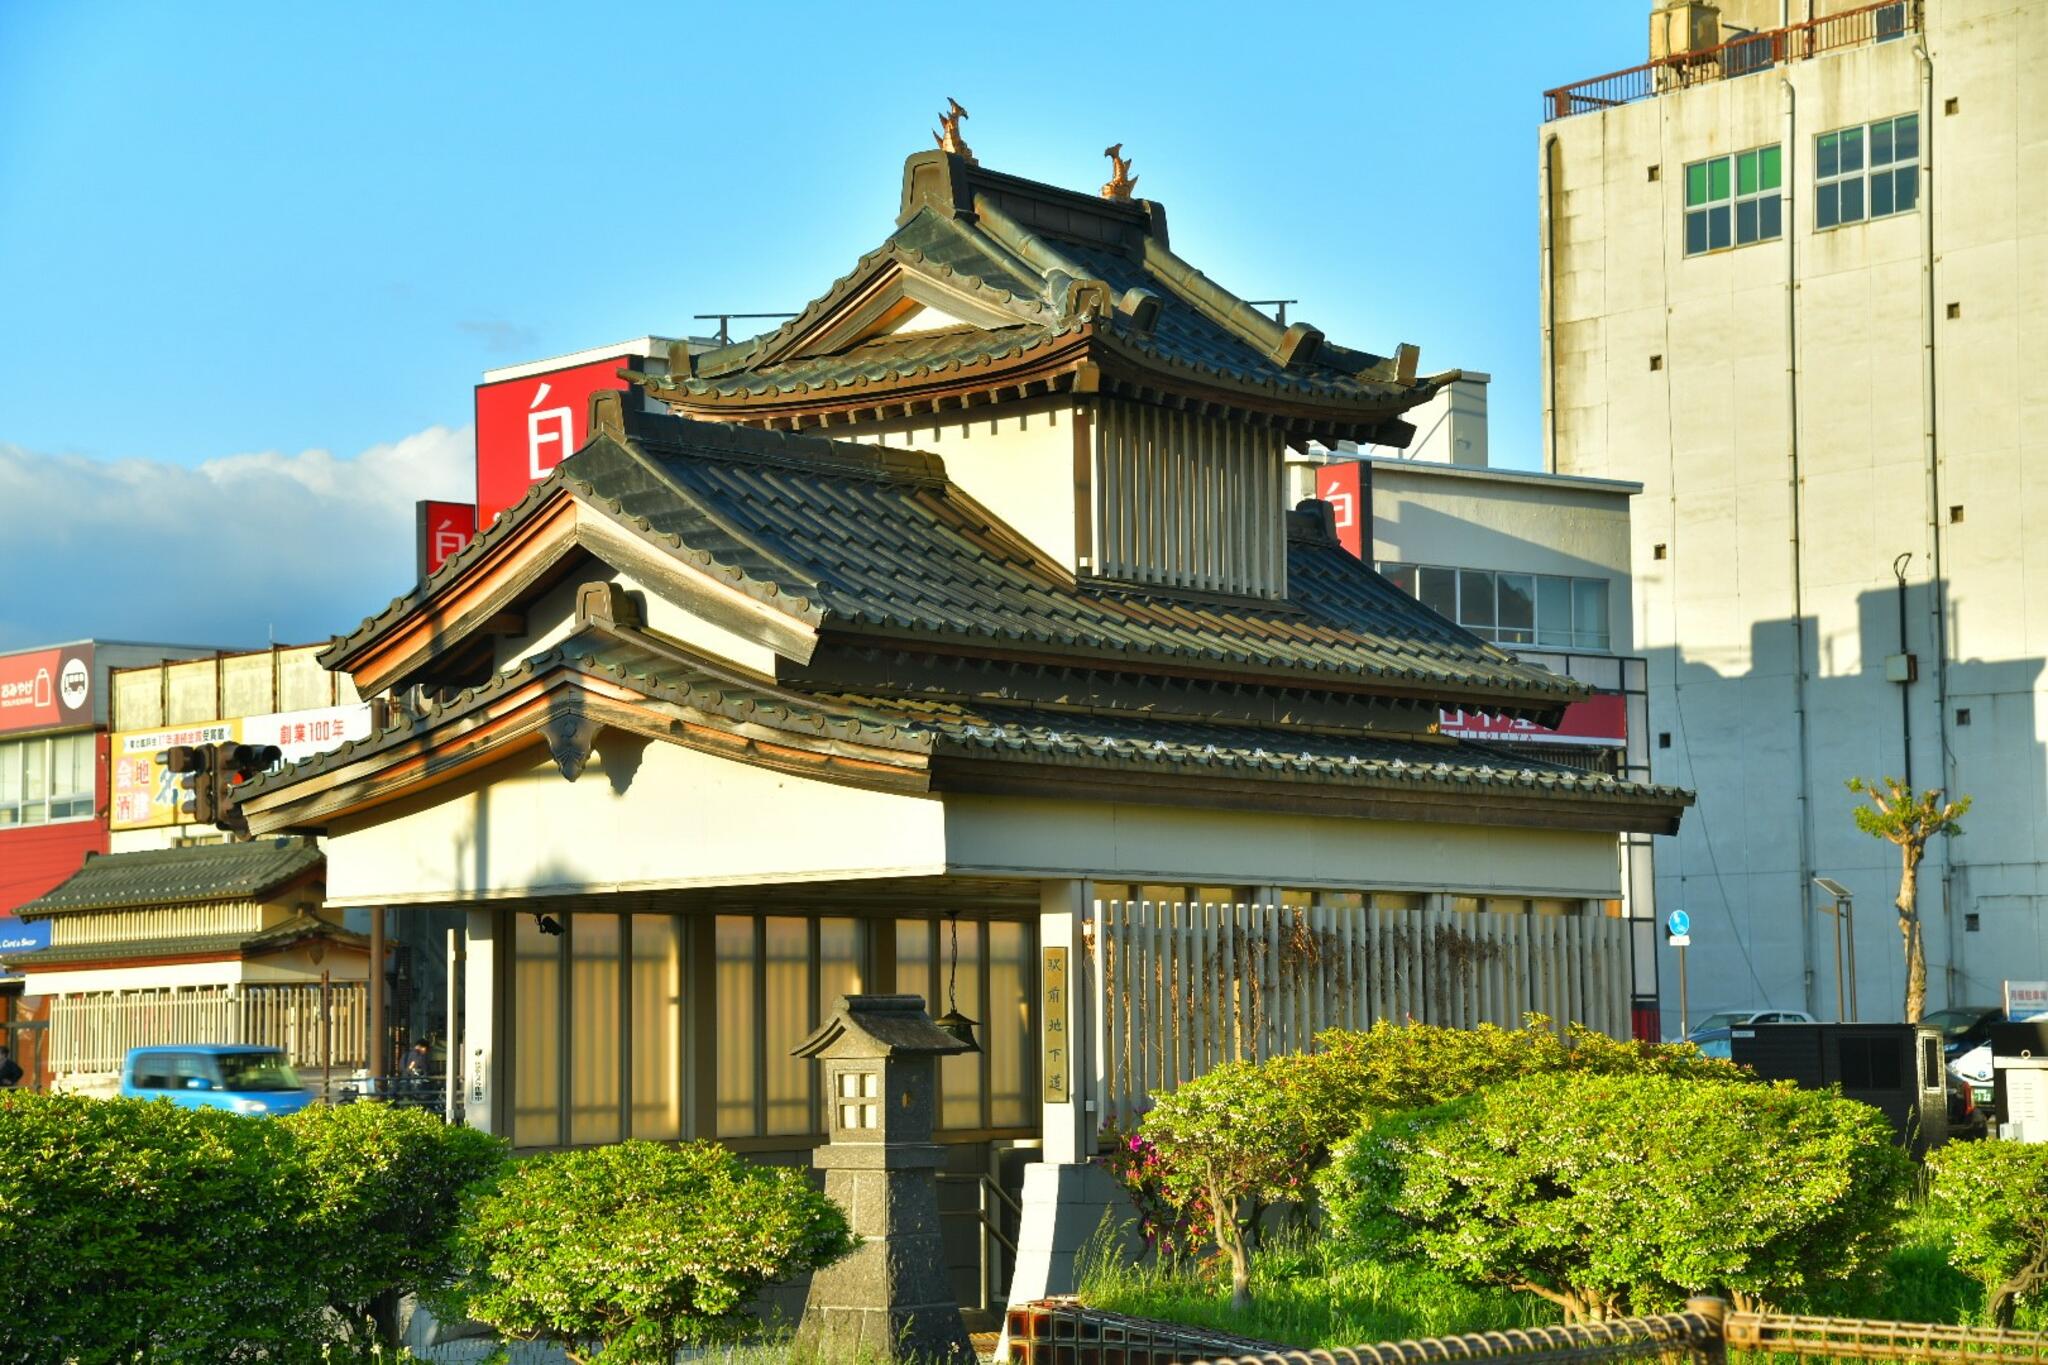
[1846,777,1971,1022]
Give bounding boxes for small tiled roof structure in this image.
[644,153,1444,447]
[17,838,323,920]
[322,407,1582,709]
[7,912,368,970]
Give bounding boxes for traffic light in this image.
[160,744,216,824]
[210,743,283,834]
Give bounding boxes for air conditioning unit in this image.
[1650,1,1722,62]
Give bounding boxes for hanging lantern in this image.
[935,911,981,1053]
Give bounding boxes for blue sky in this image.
[0,2,1640,651]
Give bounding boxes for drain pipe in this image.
[1782,69,1820,1014]
[1913,35,1957,1005]
[1894,552,1914,790]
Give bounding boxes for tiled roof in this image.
[17,838,323,919]
[562,412,1583,703]
[322,410,1578,705]
[832,693,1693,805]
[659,174,1421,414]
[2,913,368,969]
[260,626,1677,817]
[247,631,932,800]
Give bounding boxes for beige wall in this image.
[320,741,951,907]
[1366,462,1640,653]
[1542,0,2048,1024]
[942,793,1624,898]
[846,397,1081,572]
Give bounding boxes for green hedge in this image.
[449,1139,854,1365]
[1126,1018,1745,1305]
[1322,1070,1911,1319]
[1925,1136,2048,1326]
[0,1091,507,1363]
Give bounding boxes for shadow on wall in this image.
[1643,579,2047,1029]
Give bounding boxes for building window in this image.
[1382,562,1610,651]
[0,732,96,828]
[1684,145,1781,256]
[1816,115,1918,229]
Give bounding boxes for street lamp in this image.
[1814,877,1857,1022]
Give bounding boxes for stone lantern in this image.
[792,993,976,1365]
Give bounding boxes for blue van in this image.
[120,1044,317,1116]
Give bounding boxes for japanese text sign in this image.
[1042,946,1070,1103]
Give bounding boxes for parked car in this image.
[1687,1025,1736,1059]
[121,1045,317,1117]
[1922,1005,2005,1057]
[1945,1008,2048,1117]
[1683,1008,1817,1041]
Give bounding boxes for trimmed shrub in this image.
[1126,1018,1744,1304]
[280,1100,508,1346]
[1323,1071,1911,1320]
[1925,1137,2048,1326]
[0,1090,318,1365]
[448,1139,855,1364]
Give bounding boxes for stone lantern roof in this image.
[793,993,975,1061]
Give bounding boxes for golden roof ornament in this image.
[933,98,976,164]
[1101,143,1137,201]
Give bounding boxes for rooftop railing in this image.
[1541,0,1921,122]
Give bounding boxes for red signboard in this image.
[1438,693,1629,748]
[474,356,633,526]
[1315,462,1365,558]
[0,645,94,735]
[417,499,478,577]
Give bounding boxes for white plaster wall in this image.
[942,793,1623,898]
[499,562,783,678]
[842,398,1078,571]
[319,740,950,906]
[1544,1,2048,1028]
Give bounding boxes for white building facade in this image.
[1541,0,2048,1028]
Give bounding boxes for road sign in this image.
[1667,909,1691,939]
[1668,934,1692,948]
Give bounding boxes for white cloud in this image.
[0,426,473,653]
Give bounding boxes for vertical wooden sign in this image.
[1042,946,1070,1103]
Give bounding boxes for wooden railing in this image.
[1090,898,1630,1125]
[49,982,367,1076]
[1542,1,1919,122]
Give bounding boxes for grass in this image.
[1075,1205,2047,1350]
[1077,1225,1550,1348]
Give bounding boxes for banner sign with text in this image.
[109,702,375,829]
[474,356,633,527]
[0,644,94,735]
[1315,461,1367,559]
[1438,692,1628,748]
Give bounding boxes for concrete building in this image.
[1539,0,2047,1029]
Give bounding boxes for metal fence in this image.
[1176,1307,2048,1365]
[1092,898,1630,1126]
[1541,0,1920,122]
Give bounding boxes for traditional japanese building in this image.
[239,129,1690,1313]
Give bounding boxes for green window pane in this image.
[1686,161,1709,206]
[1708,157,1730,201]
[1817,132,1838,179]
[1760,144,1781,190]
[1737,151,1758,196]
